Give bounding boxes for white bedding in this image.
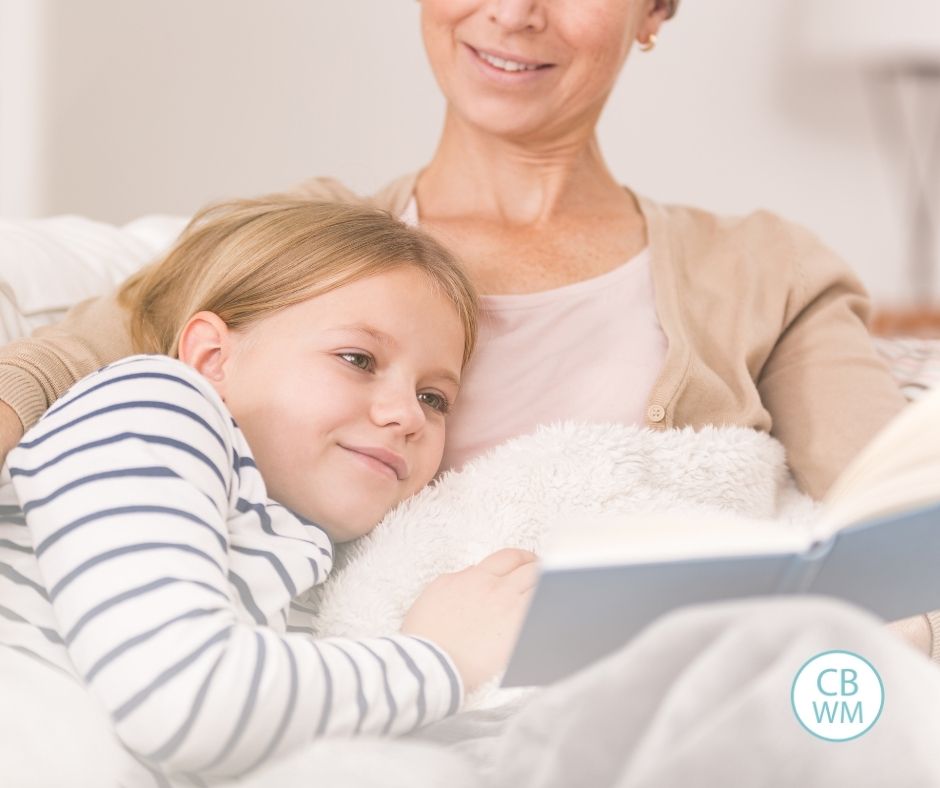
[3,214,940,786]
[0,214,186,343]
[212,421,940,787]
[0,420,820,786]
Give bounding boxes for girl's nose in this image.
[370,382,426,435]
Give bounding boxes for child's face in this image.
[217,267,465,541]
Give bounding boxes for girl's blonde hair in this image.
[119,197,478,366]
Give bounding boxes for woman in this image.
[0,0,930,653]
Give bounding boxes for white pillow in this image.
[0,214,188,344]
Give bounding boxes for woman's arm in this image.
[8,357,461,779]
[755,224,907,500]
[0,400,23,463]
[753,225,940,657]
[0,289,135,461]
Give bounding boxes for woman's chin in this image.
[452,101,563,144]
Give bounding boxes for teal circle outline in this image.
[790,649,885,742]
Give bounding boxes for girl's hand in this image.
[402,548,538,692]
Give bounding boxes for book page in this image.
[541,510,810,570]
[818,386,940,534]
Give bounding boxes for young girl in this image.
[0,198,536,784]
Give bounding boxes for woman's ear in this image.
[637,0,671,45]
[177,311,235,400]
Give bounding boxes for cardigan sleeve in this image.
[0,288,135,432]
[755,222,907,500]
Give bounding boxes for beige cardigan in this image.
[0,172,907,501]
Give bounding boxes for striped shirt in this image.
[0,355,462,783]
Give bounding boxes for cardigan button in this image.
[647,405,666,423]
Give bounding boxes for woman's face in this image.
[420,0,664,142]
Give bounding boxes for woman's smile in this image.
[422,1,646,139]
[466,43,553,72]
[462,42,555,85]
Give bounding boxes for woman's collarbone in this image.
[467,244,642,294]
[420,209,646,292]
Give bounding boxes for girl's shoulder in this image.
[74,354,222,407]
[28,354,235,447]
[9,354,243,498]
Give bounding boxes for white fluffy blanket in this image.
[309,422,819,696]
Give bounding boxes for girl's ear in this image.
[177,311,234,400]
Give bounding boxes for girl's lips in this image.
[340,444,407,481]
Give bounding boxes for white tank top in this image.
[400,198,668,471]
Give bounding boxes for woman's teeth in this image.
[477,50,541,72]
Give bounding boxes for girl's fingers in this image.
[506,561,540,594]
[477,548,537,577]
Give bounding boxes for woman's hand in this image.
[887,614,932,656]
[0,401,24,467]
[402,548,538,693]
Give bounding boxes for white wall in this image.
[1,0,937,303]
[14,0,441,220]
[0,0,45,218]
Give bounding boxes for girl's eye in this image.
[418,391,450,414]
[338,352,374,371]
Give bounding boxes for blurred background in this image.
[1,0,938,325]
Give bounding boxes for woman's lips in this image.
[469,44,552,71]
[464,43,555,80]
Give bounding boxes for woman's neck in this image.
[417,110,629,226]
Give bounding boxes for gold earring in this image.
[639,34,657,52]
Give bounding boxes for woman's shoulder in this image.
[284,176,365,204]
[283,172,418,215]
[642,196,864,303]
[641,196,821,251]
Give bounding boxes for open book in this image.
[502,386,940,687]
